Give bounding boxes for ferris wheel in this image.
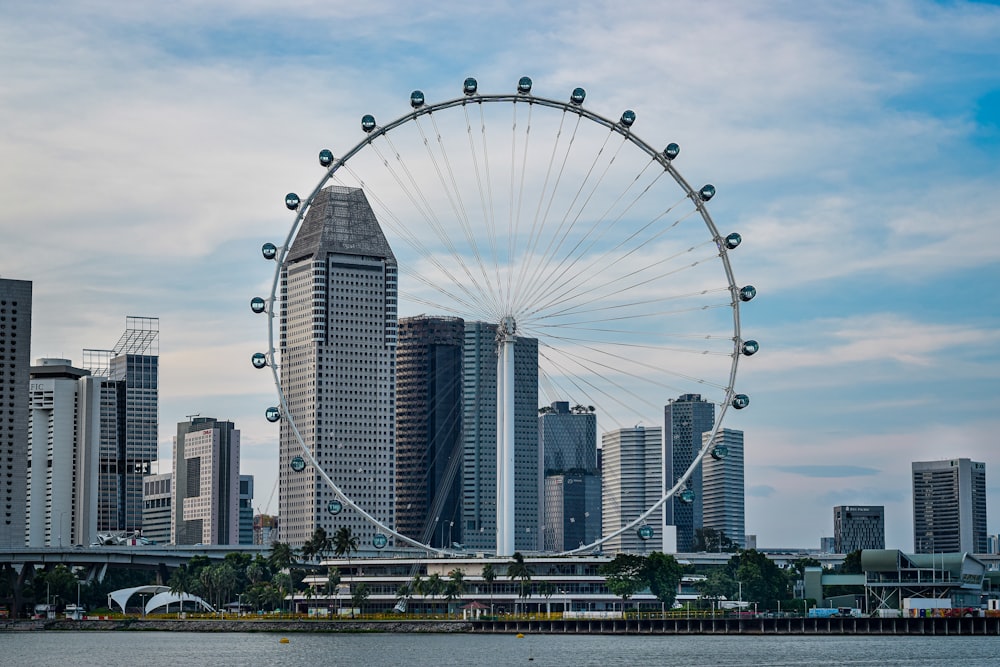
[251,76,757,556]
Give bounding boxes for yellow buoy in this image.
[279,638,289,644]
[516,633,524,638]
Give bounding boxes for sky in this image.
[2,0,999,551]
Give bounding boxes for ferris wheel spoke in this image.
[538,345,662,416]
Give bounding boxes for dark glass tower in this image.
[664,393,714,552]
[0,279,31,547]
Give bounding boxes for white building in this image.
[601,426,663,554]
[701,428,745,549]
[912,458,988,554]
[171,418,240,545]
[26,359,102,547]
[279,186,398,547]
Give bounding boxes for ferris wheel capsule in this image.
[570,87,586,105]
[261,243,278,260]
[699,184,716,202]
[732,394,750,410]
[711,444,729,460]
[250,297,266,314]
[739,285,757,302]
[679,489,695,504]
[620,110,636,127]
[284,193,300,210]
[251,352,267,369]
[265,406,281,422]
[290,455,306,472]
[517,77,532,94]
[637,525,655,541]
[724,233,742,250]
[410,90,425,108]
[318,149,335,167]
[663,143,680,160]
[463,77,478,95]
[373,533,388,549]
[361,114,377,133]
[741,340,759,356]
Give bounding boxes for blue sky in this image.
[2,0,998,550]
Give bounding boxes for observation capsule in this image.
[361,114,377,133]
[732,394,750,410]
[373,533,388,549]
[699,184,716,202]
[517,76,532,94]
[327,499,343,515]
[637,525,655,541]
[284,193,300,210]
[711,444,729,461]
[251,352,267,369]
[463,77,478,95]
[663,143,680,160]
[290,455,306,472]
[739,285,757,302]
[620,110,636,127]
[741,340,759,356]
[250,297,266,314]
[724,232,742,250]
[265,406,281,422]
[679,489,695,504]
[570,87,586,105]
[261,242,277,260]
[410,90,425,108]
[318,149,335,167]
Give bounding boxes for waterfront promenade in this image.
[4,616,999,635]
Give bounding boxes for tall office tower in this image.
[395,316,464,548]
[171,417,240,545]
[83,316,159,534]
[543,473,602,552]
[461,321,539,552]
[601,426,663,554]
[279,186,398,547]
[664,393,715,552]
[0,278,31,547]
[142,471,173,544]
[239,475,254,545]
[833,505,885,553]
[700,428,745,549]
[912,458,988,553]
[540,401,600,551]
[26,359,103,547]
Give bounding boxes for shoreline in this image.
[4,616,1000,635]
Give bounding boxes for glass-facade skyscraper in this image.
[664,393,715,552]
[701,428,745,549]
[912,458,987,553]
[0,278,31,547]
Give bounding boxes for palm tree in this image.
[332,526,360,568]
[424,573,444,615]
[445,569,465,618]
[538,581,556,617]
[268,542,298,573]
[507,552,533,615]
[324,566,341,604]
[481,563,496,615]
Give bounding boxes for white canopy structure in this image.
[108,585,214,615]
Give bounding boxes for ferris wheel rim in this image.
[258,80,751,556]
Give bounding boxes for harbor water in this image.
[4,631,1000,666]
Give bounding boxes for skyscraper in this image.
[664,393,715,552]
[142,471,172,544]
[239,475,254,545]
[26,359,102,547]
[601,425,663,554]
[83,316,159,535]
[279,185,397,547]
[461,321,539,552]
[701,428,745,549]
[912,458,987,553]
[833,505,885,553]
[171,417,240,545]
[395,315,464,548]
[0,278,31,547]
[540,401,600,552]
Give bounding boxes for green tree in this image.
[537,581,556,616]
[481,563,497,614]
[507,553,533,615]
[424,572,444,613]
[599,553,647,612]
[302,527,332,563]
[351,582,370,617]
[268,542,299,573]
[840,550,863,574]
[691,527,739,552]
[333,526,360,566]
[643,552,683,609]
[695,567,737,608]
[325,566,341,603]
[733,549,789,610]
[246,557,270,587]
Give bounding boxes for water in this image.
[4,631,999,666]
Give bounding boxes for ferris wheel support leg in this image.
[496,335,516,557]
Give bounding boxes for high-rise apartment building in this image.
[279,186,398,547]
[833,505,885,553]
[395,315,464,548]
[239,475,254,545]
[664,394,714,552]
[83,316,159,534]
[540,401,600,552]
[0,279,31,547]
[912,458,987,553]
[26,359,103,547]
[142,471,172,544]
[171,417,240,545]
[601,425,663,554]
[461,321,539,552]
[701,428,745,549]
